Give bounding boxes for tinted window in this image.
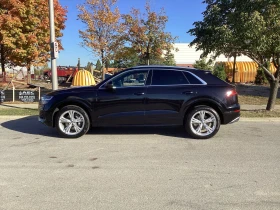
[183,72,204,84]
[110,70,149,87]
[152,70,189,85]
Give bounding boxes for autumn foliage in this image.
[0,0,67,82]
[78,0,124,79]
[122,3,177,65]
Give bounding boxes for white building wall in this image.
[173,43,252,64]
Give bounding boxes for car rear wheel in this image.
[185,106,220,139]
[55,105,90,138]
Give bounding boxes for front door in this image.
[95,69,150,126]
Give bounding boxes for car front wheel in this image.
[55,105,90,138]
[185,106,220,139]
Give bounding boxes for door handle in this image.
[182,91,194,95]
[134,92,145,96]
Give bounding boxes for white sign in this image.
[19,91,36,102]
[52,42,59,59]
[30,65,35,74]
[0,91,5,103]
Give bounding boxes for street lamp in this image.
[49,0,58,90]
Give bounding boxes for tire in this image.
[55,105,90,138]
[185,105,220,139]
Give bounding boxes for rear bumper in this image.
[222,110,240,124]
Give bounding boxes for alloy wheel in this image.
[58,110,85,136]
[190,110,217,137]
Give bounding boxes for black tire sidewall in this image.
[185,106,220,139]
[55,105,90,138]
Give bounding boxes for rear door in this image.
[145,69,202,125]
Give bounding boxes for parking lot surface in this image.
[0,117,280,210]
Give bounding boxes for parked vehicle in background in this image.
[43,66,78,82]
[39,65,240,139]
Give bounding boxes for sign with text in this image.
[0,91,5,103]
[18,90,36,102]
[51,42,59,59]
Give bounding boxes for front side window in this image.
[152,70,189,85]
[110,70,149,87]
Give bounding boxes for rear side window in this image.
[183,72,204,84]
[152,70,189,85]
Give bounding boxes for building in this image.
[172,43,252,67]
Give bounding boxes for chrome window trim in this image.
[99,68,207,89]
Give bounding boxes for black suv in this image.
[39,66,240,139]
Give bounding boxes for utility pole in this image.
[49,0,58,90]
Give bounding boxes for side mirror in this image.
[105,82,115,90]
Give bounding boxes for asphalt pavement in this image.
[0,117,280,210]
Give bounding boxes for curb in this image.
[0,115,37,120]
[239,118,280,122]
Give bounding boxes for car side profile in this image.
[39,66,240,139]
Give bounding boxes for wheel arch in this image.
[52,100,92,128]
[183,99,225,125]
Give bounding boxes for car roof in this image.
[125,65,210,73]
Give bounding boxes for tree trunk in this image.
[101,50,105,80]
[232,53,237,83]
[266,80,279,111]
[0,44,6,82]
[27,65,31,84]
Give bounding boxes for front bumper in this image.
[38,104,54,127]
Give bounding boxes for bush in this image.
[213,65,227,81]
[255,68,268,85]
[193,57,214,71]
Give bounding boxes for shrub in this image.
[213,65,227,81]
[255,68,268,85]
[193,57,214,71]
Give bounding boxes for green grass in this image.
[0,108,38,116]
[241,110,280,118]
[238,95,280,105]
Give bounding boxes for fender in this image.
[181,96,226,123]
[51,96,93,127]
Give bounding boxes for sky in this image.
[57,0,206,67]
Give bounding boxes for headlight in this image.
[40,95,53,105]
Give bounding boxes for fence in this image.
[0,88,51,103]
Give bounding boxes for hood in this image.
[47,86,96,96]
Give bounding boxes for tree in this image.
[95,59,102,71]
[85,62,94,71]
[255,66,268,85]
[193,57,213,71]
[112,47,142,68]
[0,0,67,83]
[188,0,280,111]
[122,2,177,65]
[78,0,124,80]
[163,49,176,66]
[213,64,226,81]
[0,0,24,82]
[188,0,243,82]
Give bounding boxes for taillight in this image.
[226,90,237,97]
[226,89,238,105]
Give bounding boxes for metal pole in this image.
[49,0,58,90]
